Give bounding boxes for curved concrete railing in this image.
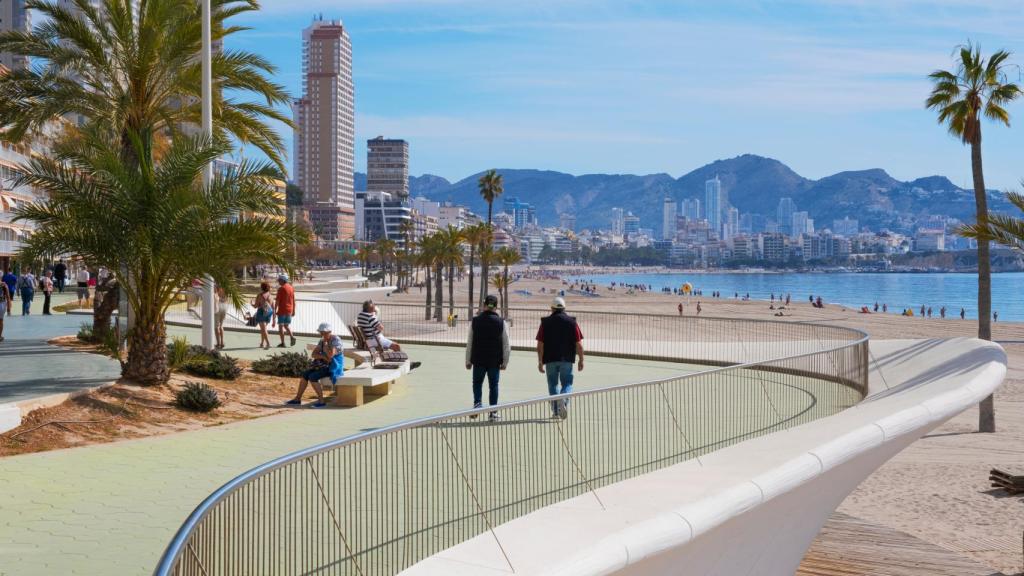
[401,338,1006,575]
[154,313,870,576]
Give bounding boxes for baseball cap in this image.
[317,322,333,333]
[278,274,289,283]
[484,294,498,308]
[551,296,566,309]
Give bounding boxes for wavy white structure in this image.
[401,338,1006,576]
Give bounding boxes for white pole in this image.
[200,0,216,351]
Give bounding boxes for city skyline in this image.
[231,1,1024,190]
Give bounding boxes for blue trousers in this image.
[546,361,574,413]
[472,366,500,406]
[20,289,33,315]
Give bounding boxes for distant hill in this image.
[353,154,1011,235]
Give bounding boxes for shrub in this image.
[100,328,121,358]
[174,381,222,412]
[77,323,94,342]
[183,352,242,380]
[251,351,310,377]
[167,337,195,370]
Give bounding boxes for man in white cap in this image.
[536,296,584,419]
[274,273,297,348]
[286,322,343,408]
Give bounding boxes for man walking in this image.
[53,260,67,294]
[18,268,35,315]
[465,295,510,421]
[274,274,297,348]
[1,268,15,316]
[75,266,91,306]
[536,296,584,419]
[41,270,54,315]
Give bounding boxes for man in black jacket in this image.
[536,296,584,419]
[465,295,510,421]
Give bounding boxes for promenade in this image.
[0,322,691,575]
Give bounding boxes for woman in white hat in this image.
[286,322,344,408]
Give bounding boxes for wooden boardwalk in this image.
[799,513,1003,576]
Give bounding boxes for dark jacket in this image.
[540,310,579,363]
[468,310,510,368]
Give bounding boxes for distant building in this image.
[832,217,859,237]
[705,176,723,236]
[438,204,468,230]
[355,191,411,244]
[761,233,788,262]
[0,1,30,71]
[791,211,812,238]
[777,197,797,236]
[681,198,701,221]
[293,17,356,242]
[366,137,409,200]
[741,213,769,235]
[662,198,677,240]
[503,197,536,230]
[559,213,577,232]
[723,207,739,240]
[623,212,641,236]
[915,229,945,252]
[610,207,625,235]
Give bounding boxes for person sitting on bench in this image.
[286,322,343,408]
[357,299,402,352]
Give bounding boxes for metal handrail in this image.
[154,311,868,576]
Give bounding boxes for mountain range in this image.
[356,154,1012,236]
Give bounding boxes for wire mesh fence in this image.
[156,301,868,576]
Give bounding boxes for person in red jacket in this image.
[274,274,297,348]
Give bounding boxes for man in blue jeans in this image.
[536,296,584,419]
[465,295,510,421]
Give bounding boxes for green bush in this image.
[251,351,310,377]
[167,337,195,370]
[100,328,120,358]
[77,323,94,342]
[174,381,222,412]
[182,351,242,380]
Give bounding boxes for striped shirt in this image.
[357,311,381,339]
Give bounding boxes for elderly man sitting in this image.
[286,322,344,408]
[357,299,402,351]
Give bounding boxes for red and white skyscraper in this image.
[293,16,356,242]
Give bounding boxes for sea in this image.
[566,271,1024,322]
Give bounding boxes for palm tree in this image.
[14,134,304,385]
[398,219,416,291]
[355,245,373,278]
[435,226,465,320]
[927,43,1021,433]
[0,0,290,169]
[417,234,440,321]
[495,247,522,318]
[462,223,489,318]
[374,238,397,286]
[477,169,504,306]
[490,273,508,317]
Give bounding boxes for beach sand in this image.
[388,274,1024,574]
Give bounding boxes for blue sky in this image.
[234,0,1024,189]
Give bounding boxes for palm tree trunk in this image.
[93,278,119,341]
[448,263,455,319]
[467,248,475,319]
[480,205,493,307]
[434,263,443,321]
[503,263,510,318]
[424,267,432,320]
[124,314,169,385]
[971,138,995,432]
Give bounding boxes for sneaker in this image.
[488,412,501,422]
[556,400,568,420]
[469,402,482,420]
[290,336,297,347]
[277,343,287,348]
[410,361,422,370]
[312,401,328,408]
[285,399,301,405]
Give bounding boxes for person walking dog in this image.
[465,294,510,421]
[536,296,584,419]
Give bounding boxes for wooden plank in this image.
[798,512,1001,576]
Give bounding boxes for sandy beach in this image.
[388,272,1024,574]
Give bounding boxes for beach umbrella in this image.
[682,282,693,295]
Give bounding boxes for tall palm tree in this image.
[355,245,373,277]
[417,234,440,321]
[462,223,489,318]
[477,169,504,306]
[374,238,397,286]
[398,219,416,291]
[15,134,303,384]
[927,44,1020,433]
[0,0,291,169]
[495,247,522,318]
[435,226,465,320]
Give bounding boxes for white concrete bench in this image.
[331,362,411,407]
[306,343,371,367]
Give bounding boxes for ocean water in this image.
[567,271,1024,322]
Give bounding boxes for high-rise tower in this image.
[705,176,723,237]
[0,0,30,71]
[367,137,409,200]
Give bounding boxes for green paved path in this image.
[0,324,694,575]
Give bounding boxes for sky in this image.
[231,0,1024,189]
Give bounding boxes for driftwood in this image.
[989,468,1024,494]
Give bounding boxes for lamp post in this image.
[200,0,216,350]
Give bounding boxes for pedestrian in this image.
[882,303,887,313]
[993,311,999,322]
[465,294,510,421]
[696,301,702,315]
[940,306,946,319]
[0,280,9,341]
[873,302,879,312]
[53,260,67,293]
[536,296,584,419]
[75,266,91,306]
[285,322,342,408]
[274,274,297,348]
[1,268,15,316]
[927,306,932,318]
[252,281,274,349]
[920,305,925,317]
[41,270,54,315]
[677,302,683,316]
[214,286,227,349]
[960,308,965,320]
[17,268,35,315]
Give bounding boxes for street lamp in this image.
[200,0,216,350]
